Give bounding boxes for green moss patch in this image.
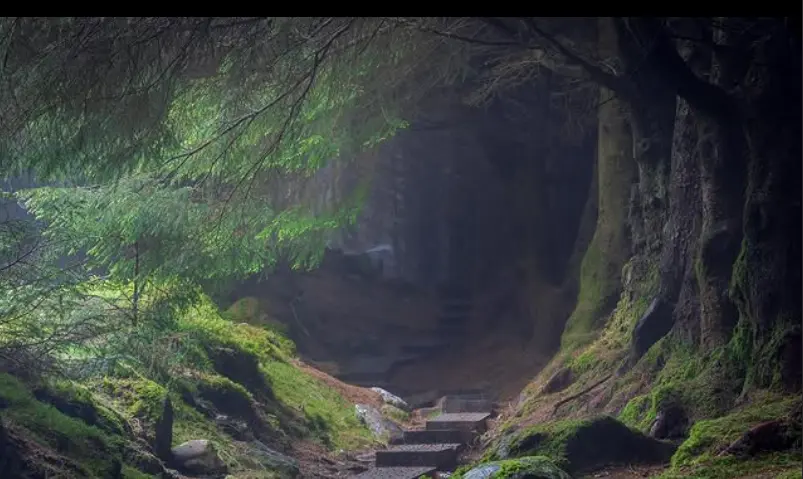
[0,373,123,477]
[262,359,374,450]
[453,456,571,479]
[670,394,799,467]
[492,416,675,474]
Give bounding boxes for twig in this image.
[552,373,613,413]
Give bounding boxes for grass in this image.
[657,452,801,479]
[262,359,374,450]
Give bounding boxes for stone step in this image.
[375,443,462,469]
[352,466,437,479]
[390,428,471,445]
[426,412,491,434]
[441,397,495,414]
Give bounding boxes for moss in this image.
[261,360,374,450]
[195,373,255,415]
[100,375,167,422]
[223,296,290,337]
[561,95,636,349]
[670,394,798,468]
[569,350,596,375]
[659,451,801,479]
[381,404,410,424]
[186,295,295,361]
[452,456,571,479]
[0,373,123,476]
[619,394,653,431]
[33,379,127,436]
[496,416,675,473]
[122,465,157,479]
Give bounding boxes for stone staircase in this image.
[352,394,494,478]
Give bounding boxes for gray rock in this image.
[462,456,571,479]
[355,404,404,442]
[171,439,227,475]
[370,387,411,411]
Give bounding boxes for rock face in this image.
[171,439,227,476]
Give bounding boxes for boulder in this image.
[171,439,227,476]
[499,416,677,474]
[355,404,404,443]
[649,404,688,439]
[370,387,411,411]
[462,456,571,479]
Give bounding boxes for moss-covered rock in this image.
[457,456,571,479]
[493,416,676,474]
[33,380,126,436]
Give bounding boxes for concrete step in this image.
[441,397,495,414]
[390,428,471,445]
[426,412,491,434]
[375,443,462,469]
[352,466,437,478]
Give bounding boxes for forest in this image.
[0,16,800,479]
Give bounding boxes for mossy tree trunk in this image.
[561,18,636,348]
[728,18,802,391]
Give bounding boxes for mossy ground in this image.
[0,373,125,477]
[0,291,373,478]
[495,242,800,479]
